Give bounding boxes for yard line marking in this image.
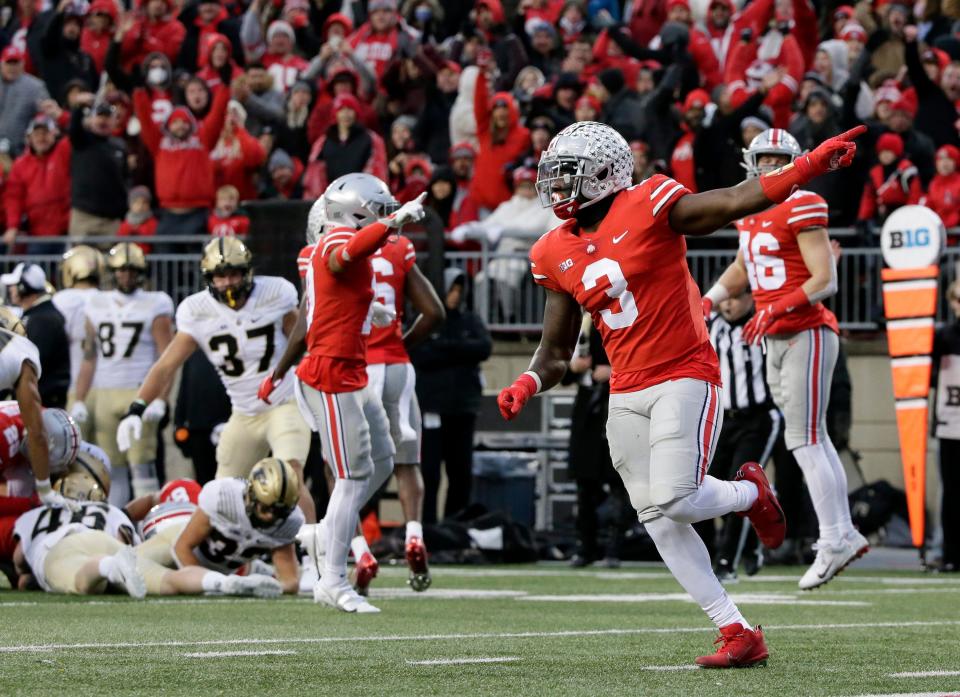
[372,589,526,600]
[639,665,697,672]
[0,620,957,654]
[406,657,520,666]
[184,650,298,658]
[889,670,960,678]
[521,592,869,607]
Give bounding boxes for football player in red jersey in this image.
[365,234,444,592]
[296,201,445,593]
[261,174,426,613]
[499,120,863,667]
[704,129,868,592]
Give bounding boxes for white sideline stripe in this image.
[184,650,298,658]
[406,656,520,666]
[2,620,957,654]
[890,670,960,678]
[640,665,697,672]
[521,592,869,607]
[376,567,674,580]
[740,575,960,586]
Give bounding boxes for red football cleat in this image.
[735,462,786,549]
[350,551,379,597]
[696,623,769,668]
[405,536,432,592]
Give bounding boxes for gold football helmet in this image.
[54,471,107,502]
[70,447,111,497]
[61,245,106,288]
[246,457,299,528]
[108,242,147,294]
[201,237,254,309]
[0,306,26,336]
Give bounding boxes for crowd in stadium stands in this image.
[1,0,960,253]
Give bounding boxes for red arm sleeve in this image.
[792,0,819,67]
[133,88,161,155]
[474,72,491,136]
[200,85,230,151]
[908,175,923,205]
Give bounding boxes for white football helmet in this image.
[21,408,81,478]
[742,128,802,178]
[319,173,399,237]
[536,121,633,219]
[139,501,197,540]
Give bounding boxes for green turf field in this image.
[1,563,959,697]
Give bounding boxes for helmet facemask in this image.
[206,266,254,309]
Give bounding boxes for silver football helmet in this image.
[536,121,633,219]
[318,173,399,239]
[21,408,81,478]
[742,128,802,178]
[305,197,328,245]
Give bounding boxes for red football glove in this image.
[701,297,713,319]
[497,373,539,421]
[741,287,809,345]
[258,374,281,404]
[741,304,776,345]
[761,125,865,202]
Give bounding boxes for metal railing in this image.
[3,234,956,332]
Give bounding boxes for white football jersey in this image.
[175,277,298,416]
[53,287,99,390]
[84,289,174,389]
[14,502,138,591]
[194,477,303,573]
[0,330,41,391]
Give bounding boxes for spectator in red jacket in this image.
[82,0,117,73]
[210,100,266,202]
[922,145,960,229]
[470,70,531,212]
[302,93,388,199]
[305,67,378,144]
[119,0,186,70]
[349,0,417,80]
[117,185,157,253]
[196,32,243,91]
[240,5,309,94]
[671,88,709,193]
[207,185,250,236]
[858,132,923,228]
[724,17,804,128]
[574,94,601,122]
[134,83,229,239]
[3,115,71,253]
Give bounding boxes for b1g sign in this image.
[880,205,945,269]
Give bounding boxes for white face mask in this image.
[147,66,168,85]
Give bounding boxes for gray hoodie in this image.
[0,72,50,155]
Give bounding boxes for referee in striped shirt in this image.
[705,287,783,582]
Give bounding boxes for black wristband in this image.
[126,399,147,418]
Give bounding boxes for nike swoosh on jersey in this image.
[762,221,773,227]
[612,229,630,244]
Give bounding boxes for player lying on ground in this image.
[704,128,868,591]
[499,120,863,667]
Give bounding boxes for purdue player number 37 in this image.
[116,238,314,521]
